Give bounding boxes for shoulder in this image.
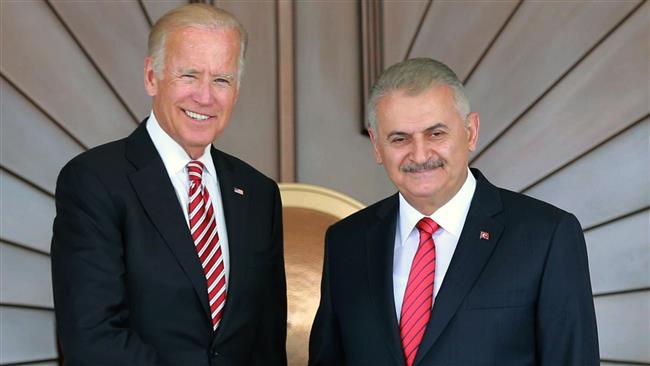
[212,148,278,194]
[326,194,396,237]
[486,184,583,241]
[214,149,276,187]
[498,187,576,227]
[473,169,578,228]
[54,137,134,214]
[215,149,268,178]
[58,137,130,182]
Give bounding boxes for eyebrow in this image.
[214,73,235,81]
[386,122,448,139]
[174,69,235,81]
[423,122,448,133]
[176,68,198,76]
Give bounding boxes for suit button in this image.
[211,350,219,357]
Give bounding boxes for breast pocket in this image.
[466,289,534,309]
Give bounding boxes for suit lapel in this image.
[209,147,250,342]
[414,169,504,365]
[366,195,407,366]
[125,123,211,320]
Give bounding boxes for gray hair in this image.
[148,3,248,85]
[367,58,470,131]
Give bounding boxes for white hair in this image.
[367,58,470,131]
[148,3,248,85]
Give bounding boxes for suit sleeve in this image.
[250,181,288,366]
[536,213,599,365]
[308,227,345,366]
[51,160,162,366]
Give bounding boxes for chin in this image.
[185,127,219,141]
[403,184,439,198]
[412,190,440,200]
[193,138,216,149]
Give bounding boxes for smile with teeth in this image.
[184,109,211,121]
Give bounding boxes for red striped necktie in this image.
[400,217,439,366]
[187,160,226,331]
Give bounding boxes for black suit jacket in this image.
[52,121,287,366]
[309,169,598,366]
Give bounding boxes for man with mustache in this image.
[51,4,286,365]
[309,58,599,365]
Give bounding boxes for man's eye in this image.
[214,78,231,85]
[181,74,196,79]
[390,137,406,144]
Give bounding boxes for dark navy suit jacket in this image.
[309,169,599,366]
[52,121,287,366]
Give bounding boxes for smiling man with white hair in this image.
[52,4,287,365]
[309,58,599,366]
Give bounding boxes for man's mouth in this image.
[183,109,211,121]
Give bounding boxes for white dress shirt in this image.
[393,168,476,320]
[146,112,230,283]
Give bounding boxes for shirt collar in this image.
[397,168,476,246]
[145,111,216,178]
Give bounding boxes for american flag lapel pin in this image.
[234,187,244,196]
[479,231,490,240]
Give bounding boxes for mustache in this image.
[400,159,444,173]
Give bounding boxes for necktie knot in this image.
[416,217,439,236]
[187,160,205,184]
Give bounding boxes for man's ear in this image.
[144,57,158,97]
[368,128,383,164]
[466,112,480,152]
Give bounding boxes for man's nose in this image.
[192,79,212,105]
[411,138,431,163]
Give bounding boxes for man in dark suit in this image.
[309,58,599,366]
[51,4,286,365]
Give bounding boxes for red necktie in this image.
[400,217,438,366]
[187,161,226,331]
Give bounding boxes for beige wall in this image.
[295,1,396,204]
[1,1,648,365]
